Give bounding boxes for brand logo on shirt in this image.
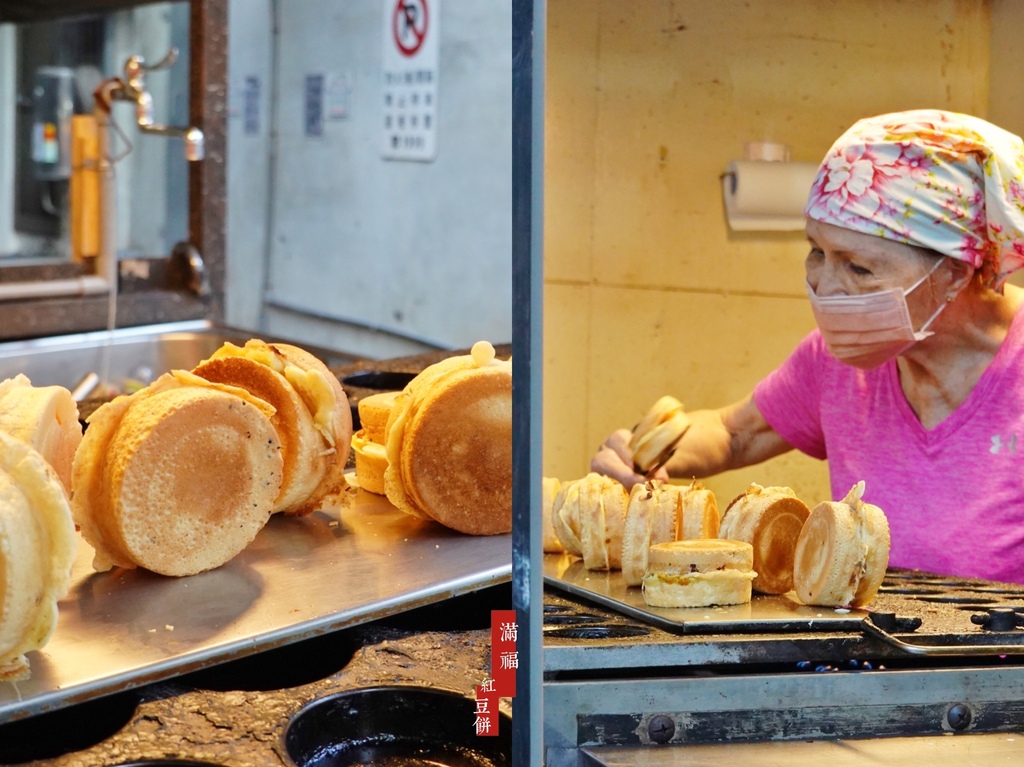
[991,434,1019,454]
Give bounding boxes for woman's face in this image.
[804,219,957,368]
[804,219,941,299]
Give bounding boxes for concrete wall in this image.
[225,0,513,359]
[224,0,274,332]
[542,0,999,506]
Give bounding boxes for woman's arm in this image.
[667,394,794,476]
[591,394,793,489]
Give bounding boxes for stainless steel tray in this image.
[543,553,868,634]
[0,477,511,723]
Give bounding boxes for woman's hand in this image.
[590,395,794,490]
[590,428,668,490]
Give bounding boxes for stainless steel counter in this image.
[581,733,1024,766]
[0,478,511,723]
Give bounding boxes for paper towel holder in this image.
[722,141,793,191]
[721,142,818,232]
[744,141,792,162]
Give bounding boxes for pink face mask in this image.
[807,258,947,369]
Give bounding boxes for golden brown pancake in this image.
[267,342,352,458]
[793,481,891,607]
[0,431,77,680]
[358,391,400,444]
[577,472,628,571]
[198,339,353,514]
[680,481,720,540]
[350,391,399,495]
[550,477,584,556]
[384,342,512,535]
[719,483,809,595]
[621,480,682,586]
[193,356,324,513]
[398,368,511,534]
[351,429,388,494]
[553,473,637,568]
[541,477,564,553]
[0,374,82,495]
[642,539,756,608]
[629,396,691,474]
[72,379,283,576]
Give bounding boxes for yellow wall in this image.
[542,0,991,508]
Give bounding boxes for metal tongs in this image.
[633,423,692,479]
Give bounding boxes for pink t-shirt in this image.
[753,311,1024,584]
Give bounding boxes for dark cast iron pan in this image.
[283,685,511,767]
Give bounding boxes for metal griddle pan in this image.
[0,482,511,723]
[545,554,1024,658]
[543,553,868,635]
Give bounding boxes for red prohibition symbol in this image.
[393,0,429,57]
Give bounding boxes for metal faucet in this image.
[171,241,210,296]
[113,47,204,161]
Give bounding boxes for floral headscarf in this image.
[804,109,1024,288]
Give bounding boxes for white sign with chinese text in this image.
[381,0,440,161]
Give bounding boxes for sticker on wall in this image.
[243,76,261,135]
[305,74,325,137]
[228,75,261,135]
[326,73,353,121]
[381,0,439,161]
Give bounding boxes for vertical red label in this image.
[490,609,517,698]
[474,681,498,736]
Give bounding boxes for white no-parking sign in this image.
[381,0,440,161]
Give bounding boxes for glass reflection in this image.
[0,2,189,264]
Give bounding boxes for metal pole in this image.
[512,0,545,763]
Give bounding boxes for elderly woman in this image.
[593,109,1024,584]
